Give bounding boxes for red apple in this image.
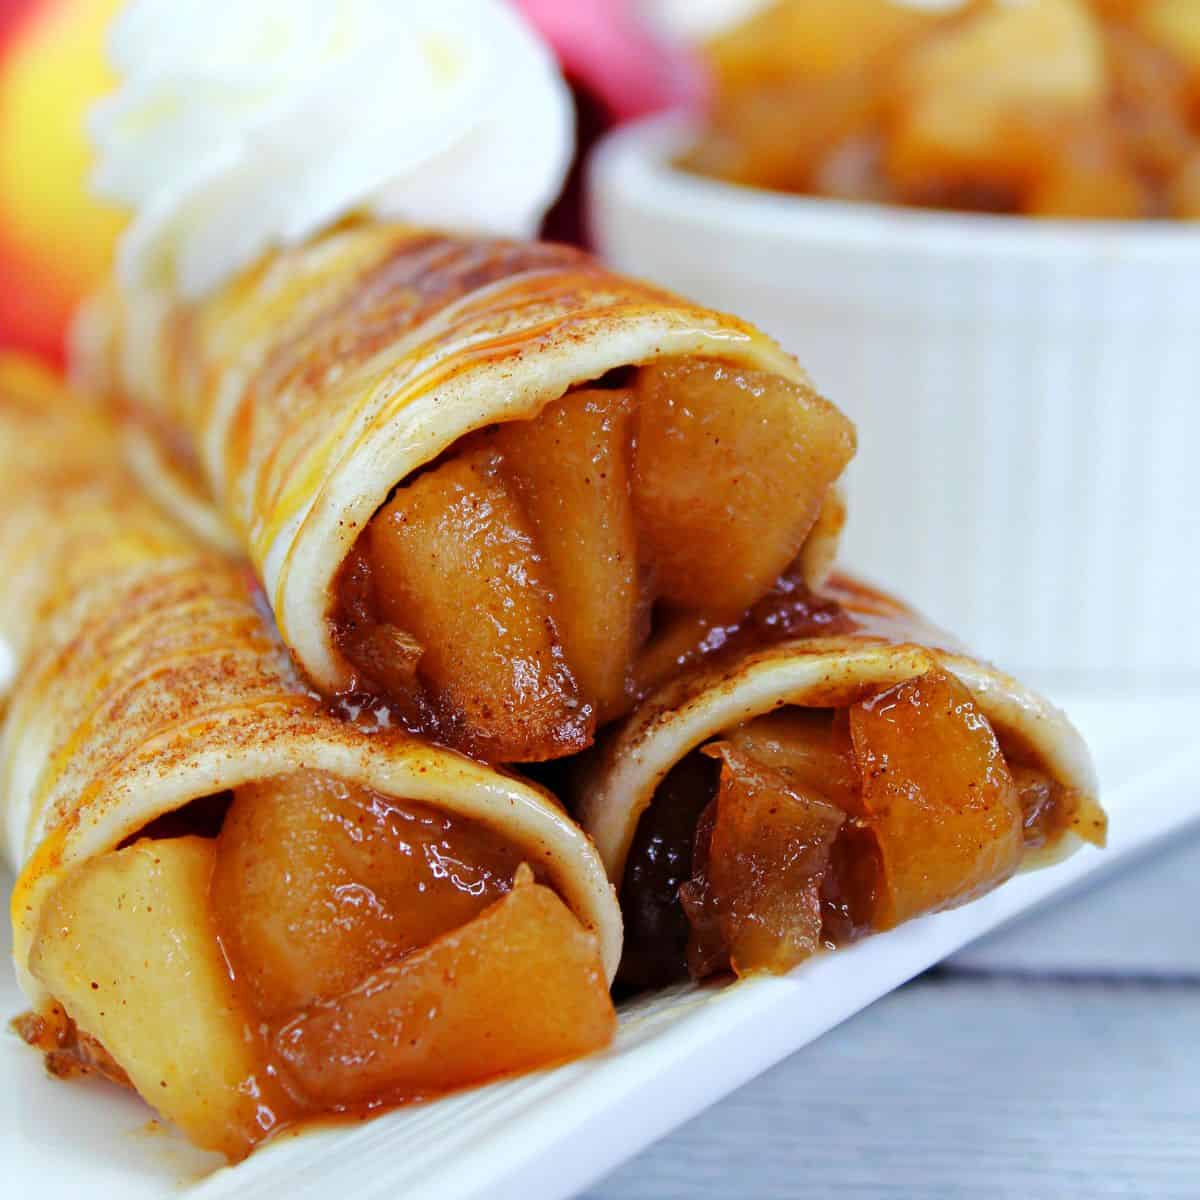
[0,0,125,366]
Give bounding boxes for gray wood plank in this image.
[584,976,1200,1199]
[951,825,1200,978]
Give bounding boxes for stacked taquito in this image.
[76,224,856,764]
[0,357,621,1160]
[74,220,1105,994]
[578,575,1106,989]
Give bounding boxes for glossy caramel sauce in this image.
[618,754,721,992]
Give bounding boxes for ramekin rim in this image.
[589,114,1200,262]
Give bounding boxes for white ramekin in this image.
[589,115,1200,689]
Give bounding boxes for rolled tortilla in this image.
[575,574,1104,988]
[0,358,620,1158]
[76,223,855,762]
[0,356,186,707]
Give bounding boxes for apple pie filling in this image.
[333,357,855,762]
[619,669,1107,990]
[20,770,614,1159]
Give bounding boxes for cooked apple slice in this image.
[211,771,522,1020]
[896,0,1105,111]
[796,487,846,588]
[722,708,877,948]
[1105,23,1194,181]
[1170,151,1200,218]
[706,0,934,88]
[725,708,860,812]
[847,670,1024,929]
[887,0,1106,201]
[1027,134,1144,219]
[682,742,845,977]
[632,359,855,618]
[630,609,722,703]
[493,387,641,720]
[28,837,289,1160]
[274,869,615,1107]
[334,546,428,724]
[689,76,887,193]
[1141,0,1200,75]
[693,0,933,191]
[365,447,589,761]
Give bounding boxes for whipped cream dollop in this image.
[90,0,574,298]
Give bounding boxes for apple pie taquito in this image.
[575,572,1105,989]
[75,225,855,763]
[0,357,621,1159]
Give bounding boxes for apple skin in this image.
[0,0,125,367]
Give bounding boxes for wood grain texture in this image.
[585,974,1200,1199]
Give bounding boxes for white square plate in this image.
[4,690,1196,1200]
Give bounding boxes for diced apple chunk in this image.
[725,708,860,812]
[1169,151,1200,218]
[1027,135,1144,219]
[211,771,522,1020]
[688,76,885,193]
[365,447,589,761]
[273,871,615,1108]
[848,670,1024,928]
[682,743,845,977]
[887,0,1107,200]
[28,838,288,1160]
[1142,0,1200,74]
[493,387,641,719]
[692,0,934,191]
[898,0,1105,110]
[707,0,935,88]
[632,359,854,618]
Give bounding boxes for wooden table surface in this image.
[585,828,1200,1199]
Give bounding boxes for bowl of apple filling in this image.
[590,0,1200,687]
